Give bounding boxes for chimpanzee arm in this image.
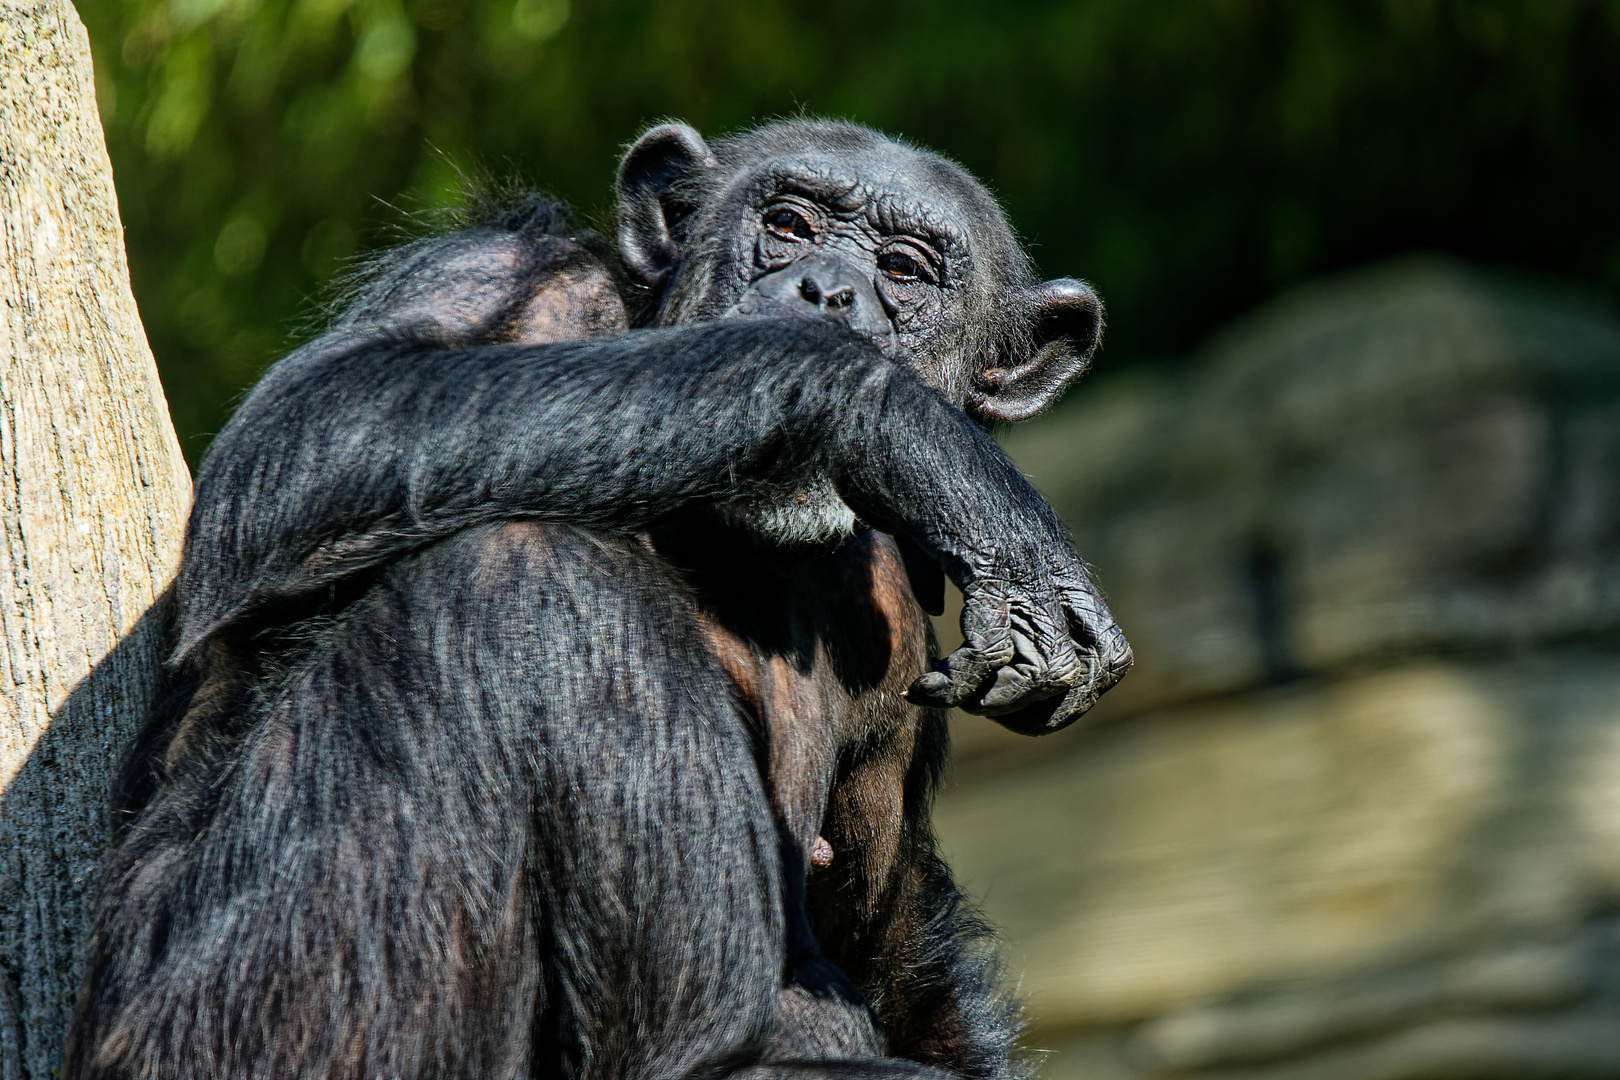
[182,323,1126,729]
[177,320,887,646]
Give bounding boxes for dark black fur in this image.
[66,120,1131,1080]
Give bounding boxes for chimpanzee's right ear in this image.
[617,123,718,288]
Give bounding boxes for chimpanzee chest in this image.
[688,529,935,865]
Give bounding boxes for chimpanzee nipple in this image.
[810,836,835,869]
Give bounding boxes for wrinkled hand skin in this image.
[910,539,1133,735]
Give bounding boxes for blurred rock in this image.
[935,258,1620,1079]
[1000,256,1620,713]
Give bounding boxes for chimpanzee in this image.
[65,120,1132,1080]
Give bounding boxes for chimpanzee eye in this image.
[878,250,927,282]
[763,206,814,240]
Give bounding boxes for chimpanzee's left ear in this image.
[967,279,1103,424]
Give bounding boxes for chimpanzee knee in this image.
[463,522,791,1077]
[70,522,815,1079]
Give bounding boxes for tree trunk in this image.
[0,0,191,1075]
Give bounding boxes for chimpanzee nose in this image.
[748,254,890,336]
[797,271,855,312]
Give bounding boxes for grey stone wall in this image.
[934,258,1620,1080]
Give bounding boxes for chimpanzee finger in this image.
[906,583,1015,707]
[1043,626,1132,726]
[985,611,1134,733]
[989,679,1100,735]
[906,633,1014,707]
[1091,620,1135,691]
[907,651,1001,707]
[1061,582,1132,679]
[977,605,1084,712]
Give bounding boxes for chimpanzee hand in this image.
[826,357,1131,735]
[906,539,1132,734]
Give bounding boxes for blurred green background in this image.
[75,0,1620,466]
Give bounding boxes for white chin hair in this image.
[719,476,858,549]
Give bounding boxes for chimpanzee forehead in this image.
[757,157,967,242]
[724,144,1007,249]
[708,120,1029,283]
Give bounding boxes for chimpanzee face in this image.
[617,119,1104,426]
[714,155,979,367]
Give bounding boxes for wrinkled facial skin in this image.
[618,120,1103,426]
[704,162,976,375]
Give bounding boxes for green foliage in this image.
[75,0,1620,464]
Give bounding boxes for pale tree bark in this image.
[0,0,191,1075]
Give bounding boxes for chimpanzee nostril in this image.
[799,275,854,311]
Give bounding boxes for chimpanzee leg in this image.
[488,522,947,1079]
[71,521,929,1080]
[477,524,805,1078]
[71,525,570,1078]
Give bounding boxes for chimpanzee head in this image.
[617,119,1103,424]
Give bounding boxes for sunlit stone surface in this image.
[936,258,1620,1080]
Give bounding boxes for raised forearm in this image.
[177,314,1126,730]
[176,320,992,654]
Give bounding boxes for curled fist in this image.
[908,542,1132,735]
